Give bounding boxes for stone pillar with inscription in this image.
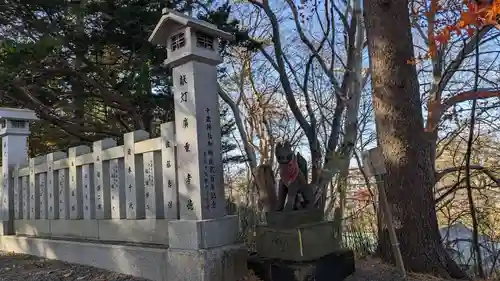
[0,108,38,235]
[149,9,246,281]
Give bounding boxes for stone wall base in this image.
[0,235,167,280]
[167,244,247,281]
[0,236,247,281]
[0,220,14,235]
[13,219,170,245]
[165,216,247,281]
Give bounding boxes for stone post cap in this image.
[148,9,234,45]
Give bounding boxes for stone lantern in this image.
[149,10,246,281]
[149,8,233,68]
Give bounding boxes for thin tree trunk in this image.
[363,0,468,279]
[334,0,364,235]
[464,28,484,279]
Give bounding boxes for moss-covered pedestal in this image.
[249,209,355,281]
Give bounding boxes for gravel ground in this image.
[0,251,149,281]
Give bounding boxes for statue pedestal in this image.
[265,209,323,229]
[248,249,355,281]
[256,220,339,261]
[252,210,355,280]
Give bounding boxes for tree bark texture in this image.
[363,0,468,279]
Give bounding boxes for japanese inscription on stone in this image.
[29,160,37,219]
[13,167,20,219]
[93,139,116,220]
[22,176,29,219]
[47,157,54,219]
[204,107,217,210]
[180,74,187,85]
[58,169,68,219]
[143,152,156,218]
[82,164,94,219]
[39,173,47,219]
[109,159,124,219]
[180,92,188,103]
[177,71,195,213]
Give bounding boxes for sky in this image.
[219,0,500,174]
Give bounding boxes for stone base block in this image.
[98,219,169,244]
[168,215,239,250]
[0,220,14,235]
[14,220,51,236]
[13,219,170,245]
[0,235,168,281]
[167,244,247,281]
[265,209,323,229]
[256,221,339,261]
[51,219,99,239]
[248,248,355,281]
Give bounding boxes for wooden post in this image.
[362,147,406,277]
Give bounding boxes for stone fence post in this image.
[0,108,38,235]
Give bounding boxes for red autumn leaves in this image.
[408,0,499,64]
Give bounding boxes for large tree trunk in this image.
[363,0,468,279]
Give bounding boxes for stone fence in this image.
[5,125,178,244]
[0,120,246,281]
[0,10,249,281]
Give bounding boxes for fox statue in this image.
[274,141,315,211]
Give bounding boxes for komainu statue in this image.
[254,141,315,212]
[275,141,315,211]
